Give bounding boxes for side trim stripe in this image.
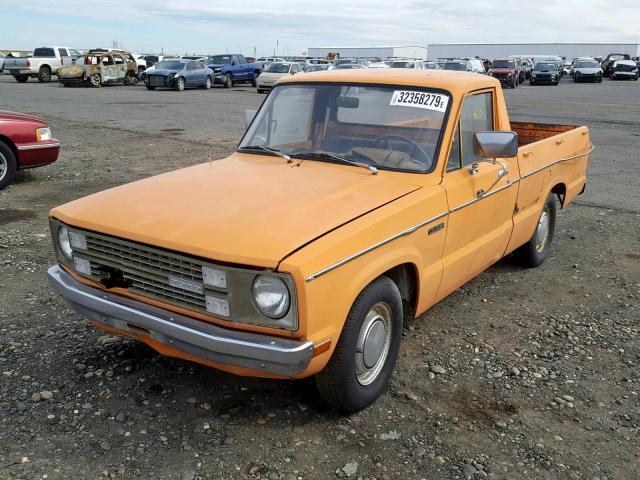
[305,146,593,282]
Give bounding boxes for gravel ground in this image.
[0,75,639,480]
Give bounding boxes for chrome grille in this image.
[78,233,210,312]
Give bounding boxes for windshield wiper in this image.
[292,151,378,174]
[240,145,291,162]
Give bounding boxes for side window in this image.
[460,92,494,166]
[69,49,80,57]
[102,56,114,66]
[187,62,195,70]
[58,48,68,57]
[113,55,124,65]
[196,62,204,69]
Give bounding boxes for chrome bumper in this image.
[48,266,314,376]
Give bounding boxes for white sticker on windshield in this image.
[389,90,449,112]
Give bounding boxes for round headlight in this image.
[252,275,290,319]
[58,226,73,261]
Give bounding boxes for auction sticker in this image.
[390,90,449,112]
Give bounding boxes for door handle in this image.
[476,161,509,198]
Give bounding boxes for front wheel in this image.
[514,192,556,268]
[175,77,185,91]
[89,73,101,87]
[316,276,403,412]
[250,73,258,87]
[223,74,233,89]
[0,141,18,190]
[530,80,535,86]
[146,85,156,90]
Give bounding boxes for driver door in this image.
[437,89,518,299]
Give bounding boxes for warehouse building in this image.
[307,46,427,60]
[427,43,640,61]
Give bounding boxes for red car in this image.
[0,111,60,189]
[488,58,521,88]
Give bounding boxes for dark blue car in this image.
[145,60,214,91]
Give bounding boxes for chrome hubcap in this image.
[0,152,7,181]
[355,302,392,386]
[535,209,550,253]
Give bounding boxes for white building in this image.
[427,43,640,61]
[307,46,427,60]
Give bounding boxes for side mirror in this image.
[244,110,257,130]
[473,131,518,158]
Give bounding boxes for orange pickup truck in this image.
[48,70,591,412]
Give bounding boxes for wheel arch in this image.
[550,182,567,208]
[0,135,19,163]
[39,64,52,71]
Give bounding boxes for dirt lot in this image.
[1,75,639,480]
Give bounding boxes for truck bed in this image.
[511,121,579,146]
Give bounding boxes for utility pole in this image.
[276,40,279,57]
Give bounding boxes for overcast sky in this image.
[1,0,638,55]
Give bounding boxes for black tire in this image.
[514,192,556,268]
[316,276,403,412]
[14,75,28,83]
[146,85,156,90]
[530,80,535,86]
[250,73,258,87]
[138,66,145,78]
[37,66,52,83]
[510,80,516,89]
[223,74,233,89]
[175,77,185,91]
[124,72,137,86]
[0,141,18,190]
[204,76,212,89]
[256,88,264,94]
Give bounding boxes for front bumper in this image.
[612,71,637,78]
[48,265,314,377]
[531,75,557,84]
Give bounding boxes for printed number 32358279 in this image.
[390,90,449,112]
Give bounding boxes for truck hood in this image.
[51,153,421,268]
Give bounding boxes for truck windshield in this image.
[239,84,451,173]
[156,61,184,70]
[33,48,55,57]
[207,55,233,64]
[266,63,291,73]
[492,60,515,69]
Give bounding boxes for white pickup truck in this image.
[4,46,80,83]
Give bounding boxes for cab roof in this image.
[278,68,498,95]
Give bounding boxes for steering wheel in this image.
[373,134,431,166]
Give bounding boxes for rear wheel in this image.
[124,71,138,86]
[316,276,403,412]
[37,66,52,83]
[204,76,212,89]
[0,141,18,190]
[530,80,535,86]
[514,192,556,268]
[14,75,29,83]
[146,85,156,90]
